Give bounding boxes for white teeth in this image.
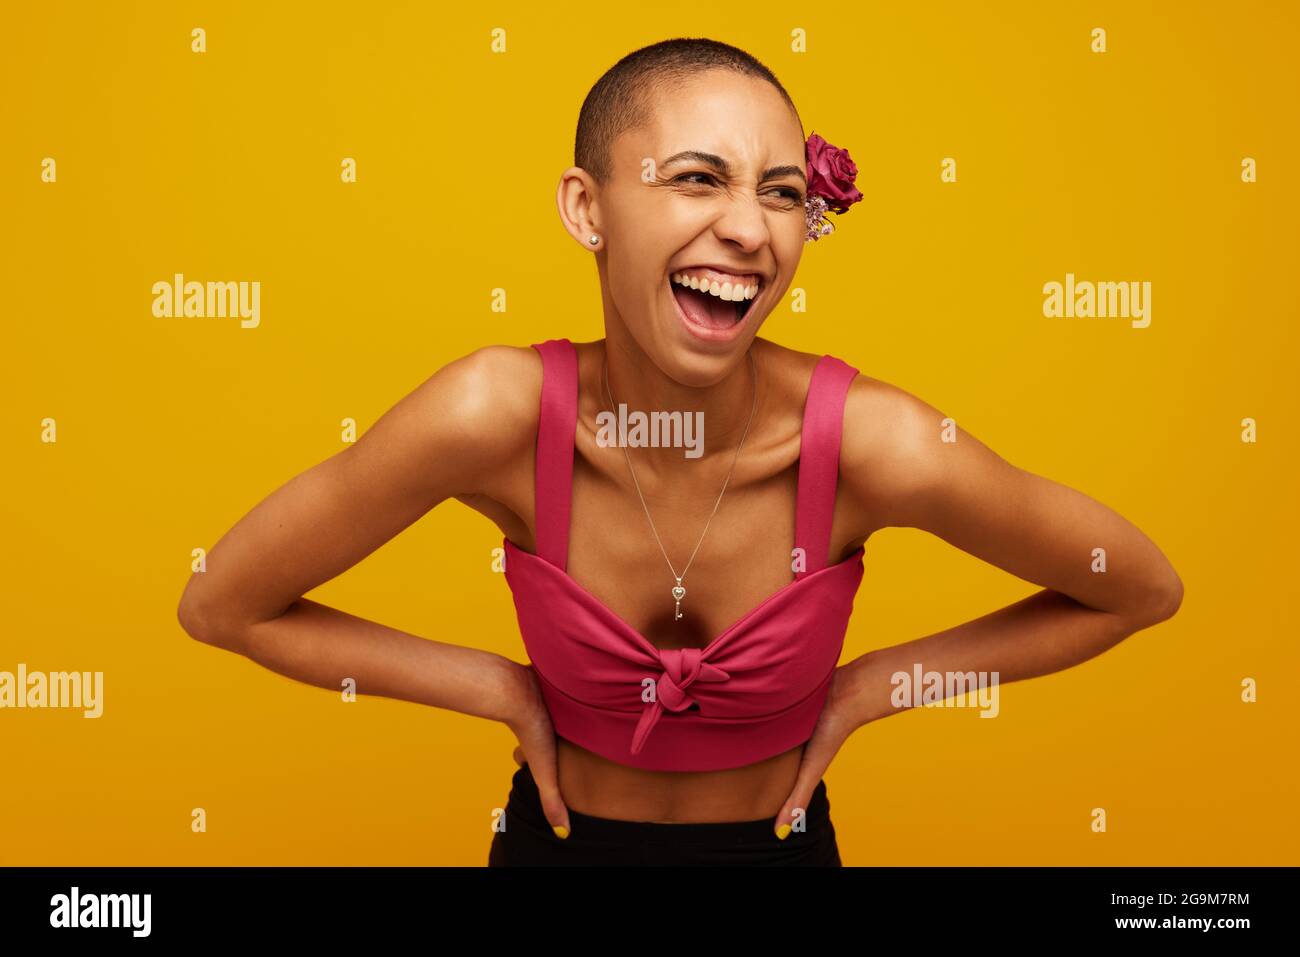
[671,271,760,301]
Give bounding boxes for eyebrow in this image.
[661,149,807,185]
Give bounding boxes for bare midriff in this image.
[554,736,806,823]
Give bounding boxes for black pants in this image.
[487,762,842,866]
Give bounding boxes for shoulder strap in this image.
[530,339,577,570]
[794,354,860,578]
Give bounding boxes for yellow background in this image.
[2,1,1296,865]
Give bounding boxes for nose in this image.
[711,187,772,254]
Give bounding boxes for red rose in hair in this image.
[805,132,863,214]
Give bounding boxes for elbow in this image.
[177,584,243,651]
[176,591,217,645]
[1133,569,1184,629]
[1154,566,1184,623]
[1163,573,1185,620]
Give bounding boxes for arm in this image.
[175,343,542,726]
[835,375,1184,725]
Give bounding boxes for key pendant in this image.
[672,580,686,621]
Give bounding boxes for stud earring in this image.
[588,234,599,245]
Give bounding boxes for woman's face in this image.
[578,68,808,384]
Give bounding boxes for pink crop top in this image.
[502,338,865,772]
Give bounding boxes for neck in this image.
[599,329,760,473]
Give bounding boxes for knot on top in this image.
[629,647,730,755]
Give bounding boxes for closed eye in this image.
[671,172,804,204]
[673,171,721,188]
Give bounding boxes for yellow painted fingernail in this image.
[775,823,791,840]
[553,825,569,839]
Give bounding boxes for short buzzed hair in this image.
[574,37,802,184]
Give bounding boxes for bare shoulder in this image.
[752,336,825,406]
[838,366,1011,530]
[421,342,541,438]
[754,339,944,494]
[350,342,543,500]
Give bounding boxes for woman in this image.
[176,38,1183,866]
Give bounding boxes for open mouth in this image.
[668,267,761,332]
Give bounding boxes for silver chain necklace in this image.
[601,348,759,622]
